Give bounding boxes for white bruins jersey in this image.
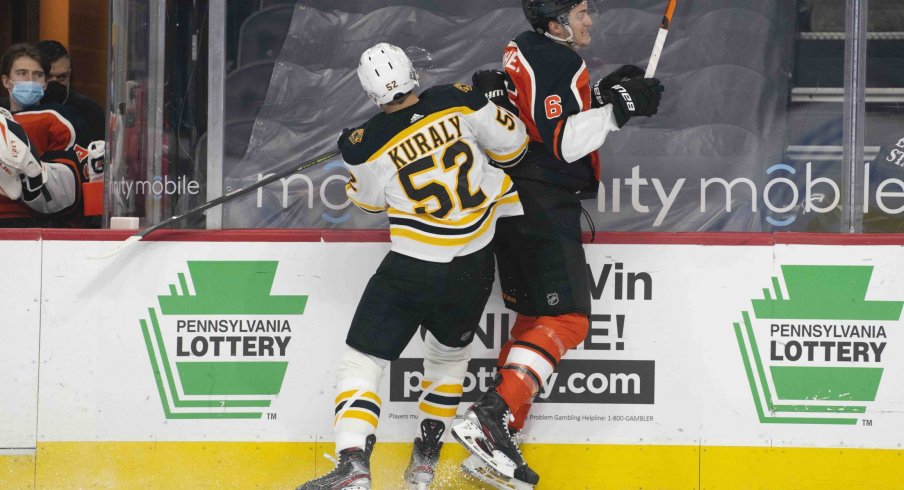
[339,83,529,263]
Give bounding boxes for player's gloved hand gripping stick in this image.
[590,0,675,126]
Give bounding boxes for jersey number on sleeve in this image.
[398,141,488,219]
[544,95,562,119]
[495,108,516,131]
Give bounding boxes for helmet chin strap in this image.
[544,16,578,47]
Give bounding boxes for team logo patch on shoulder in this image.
[74,144,90,163]
[454,83,474,93]
[348,128,364,145]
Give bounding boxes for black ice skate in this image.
[296,434,375,490]
[403,419,445,489]
[450,391,539,486]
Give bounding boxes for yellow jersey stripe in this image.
[486,135,529,163]
[390,194,520,246]
[348,196,388,213]
[367,106,477,162]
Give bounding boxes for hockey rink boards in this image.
[1,230,903,489]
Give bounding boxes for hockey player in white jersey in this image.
[0,109,43,202]
[295,43,529,490]
[0,108,92,224]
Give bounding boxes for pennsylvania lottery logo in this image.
[140,261,307,419]
[734,265,901,425]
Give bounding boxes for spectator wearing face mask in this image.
[35,40,105,142]
[1,44,95,156]
[0,42,104,143]
[1,43,48,114]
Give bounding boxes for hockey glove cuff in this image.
[0,120,45,199]
[590,64,644,109]
[85,140,105,182]
[595,78,664,128]
[472,69,519,116]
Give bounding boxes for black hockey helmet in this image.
[523,0,586,33]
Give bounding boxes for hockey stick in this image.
[91,149,339,259]
[645,0,678,78]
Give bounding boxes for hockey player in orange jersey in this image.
[452,1,665,488]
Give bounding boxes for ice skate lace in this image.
[421,443,440,461]
[502,410,524,459]
[319,452,346,477]
[324,453,339,467]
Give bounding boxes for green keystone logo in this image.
[734,265,901,425]
[140,261,307,419]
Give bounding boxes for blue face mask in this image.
[11,81,44,108]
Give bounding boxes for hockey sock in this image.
[496,314,538,368]
[334,346,388,452]
[510,400,532,432]
[496,313,589,420]
[496,314,537,430]
[415,332,470,441]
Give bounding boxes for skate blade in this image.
[461,455,534,490]
[450,419,518,478]
[404,469,432,490]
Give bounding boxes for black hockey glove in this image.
[471,69,519,116]
[591,65,644,104]
[593,78,664,128]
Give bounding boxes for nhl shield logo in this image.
[546,292,559,306]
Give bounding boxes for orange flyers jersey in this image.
[504,31,619,185]
[0,108,83,222]
[12,108,78,155]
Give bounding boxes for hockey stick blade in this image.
[645,0,677,78]
[89,149,340,260]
